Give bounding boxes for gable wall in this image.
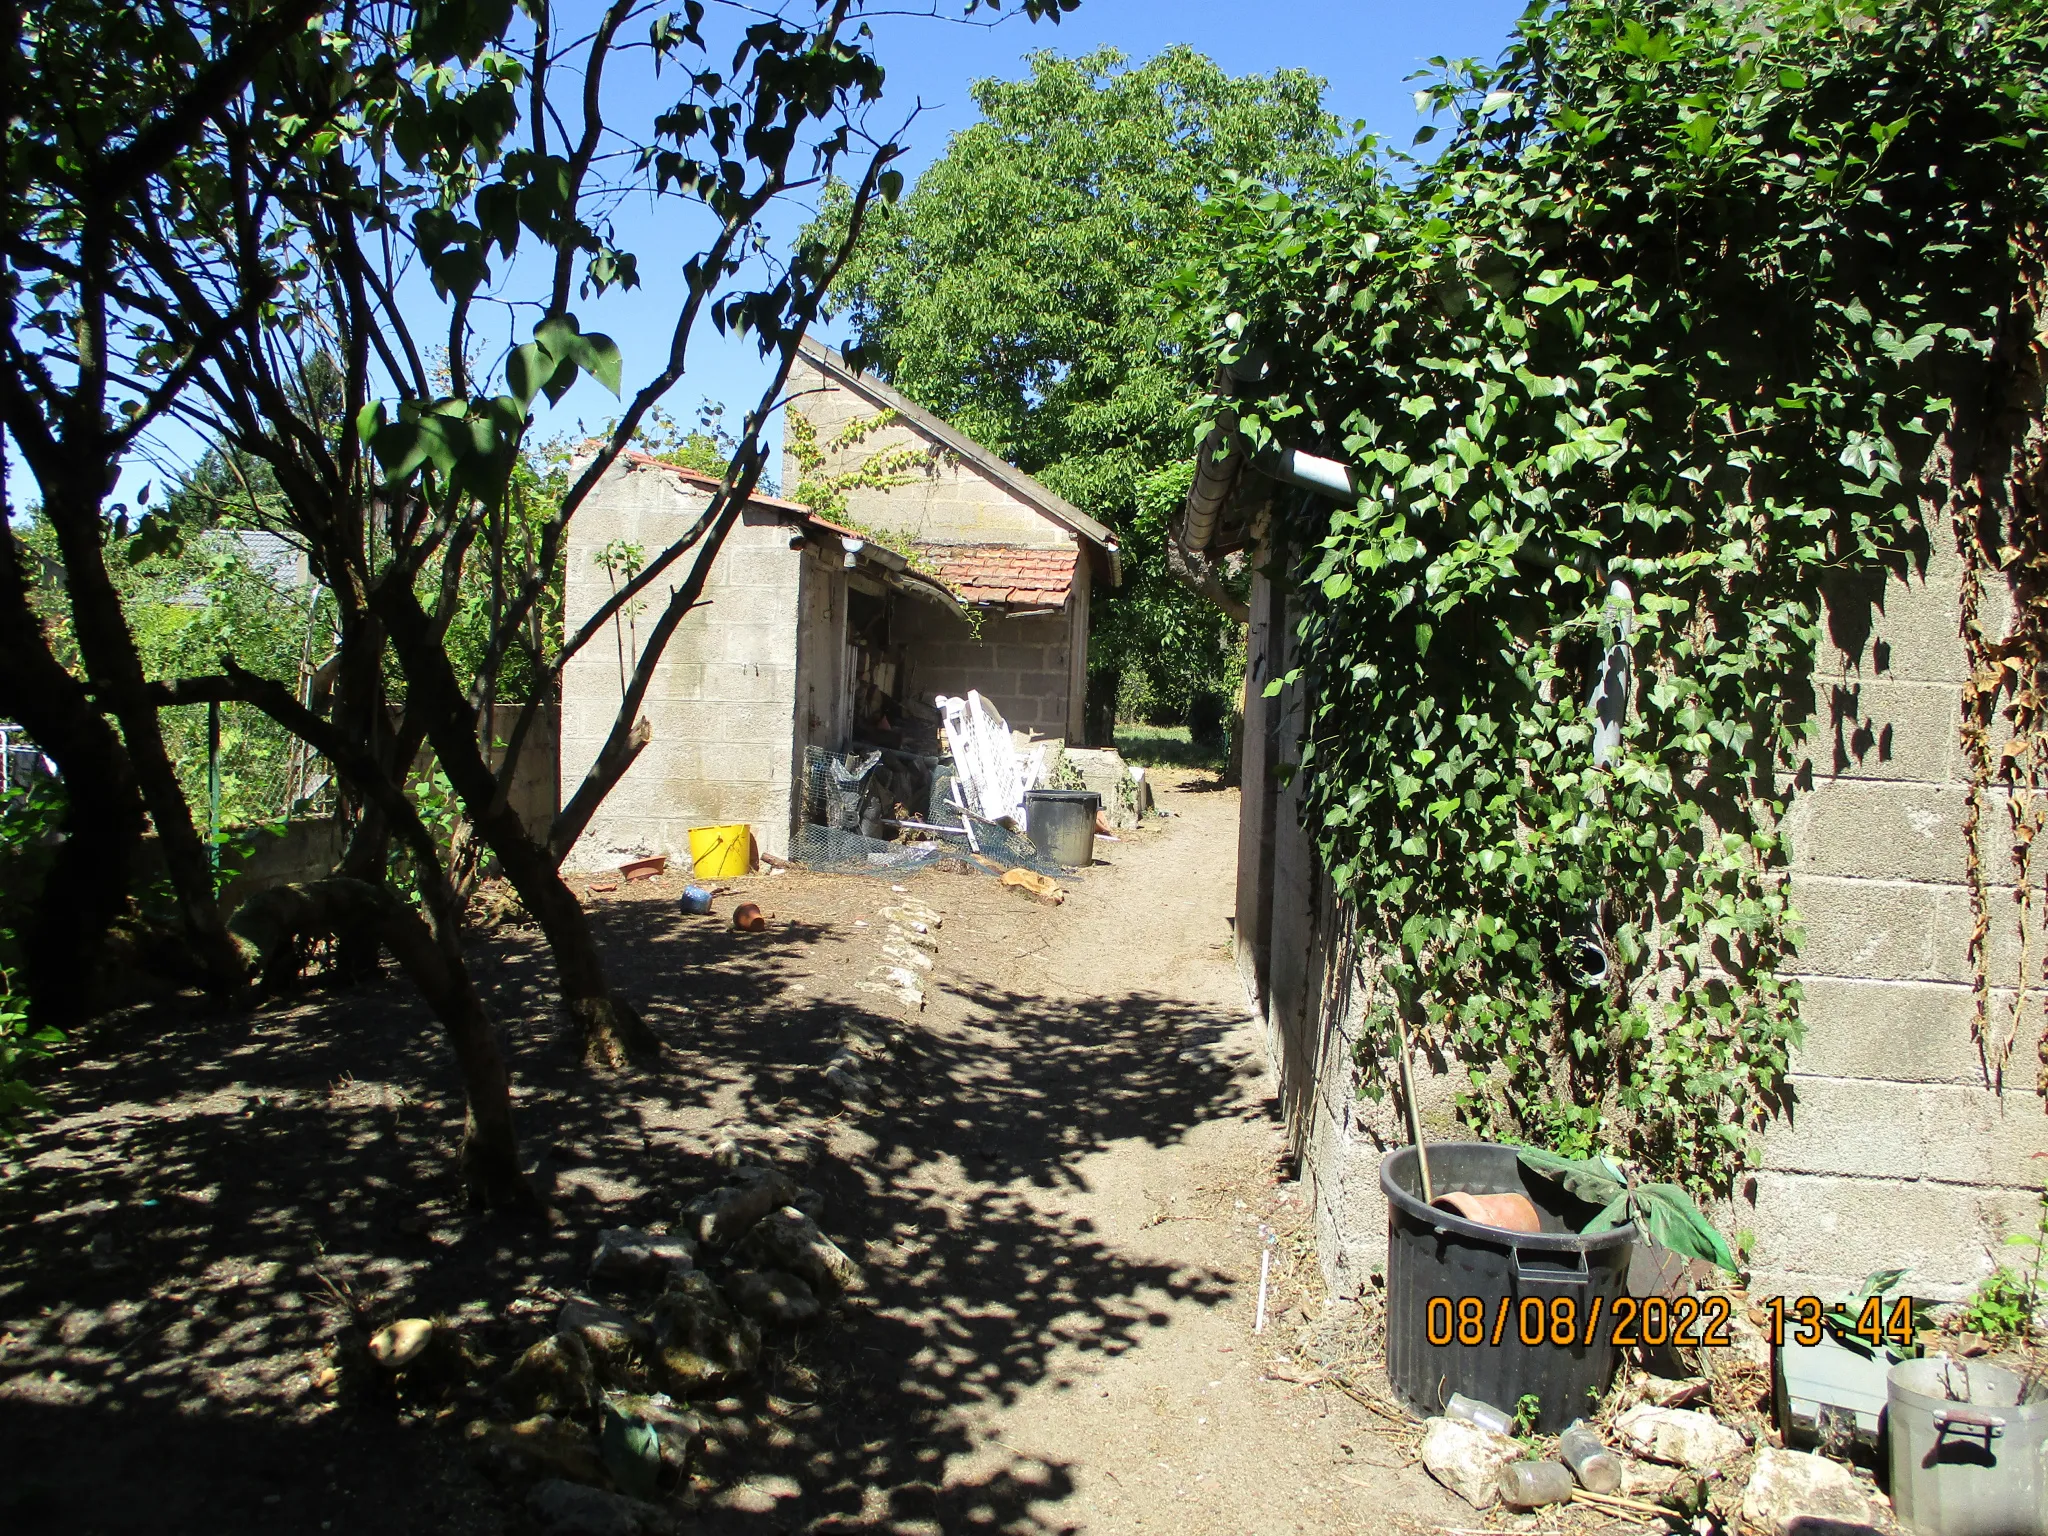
[559,458,805,869]
[783,355,1074,550]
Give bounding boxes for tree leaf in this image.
[506,341,553,409]
[1633,1183,1736,1272]
[1515,1146,1626,1207]
[563,331,622,396]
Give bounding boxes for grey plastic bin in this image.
[1887,1356,2047,1536]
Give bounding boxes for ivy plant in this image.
[1174,0,2048,1192]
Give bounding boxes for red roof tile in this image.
[616,449,809,513]
[918,544,1076,607]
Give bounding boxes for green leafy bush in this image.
[0,779,67,1132]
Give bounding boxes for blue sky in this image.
[527,0,1531,465]
[92,1,1529,503]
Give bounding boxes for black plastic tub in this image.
[1023,789,1099,868]
[1381,1143,1636,1433]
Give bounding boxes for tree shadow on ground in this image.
[0,890,1257,1535]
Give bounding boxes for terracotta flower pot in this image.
[1432,1189,1543,1234]
[732,902,766,933]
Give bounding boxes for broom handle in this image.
[1394,1008,1435,1205]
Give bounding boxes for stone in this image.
[860,966,926,1010]
[1615,1405,1746,1470]
[889,924,938,953]
[466,1415,607,1487]
[879,941,933,971]
[824,1059,875,1107]
[723,1268,821,1326]
[1741,1447,1879,1534]
[367,1317,436,1370]
[557,1299,652,1386]
[877,903,940,930]
[526,1478,672,1536]
[607,1393,701,1477]
[590,1227,697,1287]
[681,1167,798,1247]
[1622,1457,1683,1498]
[502,1331,599,1415]
[1057,747,1142,829]
[1722,1304,1773,1370]
[1641,1373,1712,1408]
[839,1025,891,1060]
[650,1271,760,1394]
[741,1206,865,1295]
[1419,1416,1523,1509]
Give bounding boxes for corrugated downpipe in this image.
[1181,367,1244,555]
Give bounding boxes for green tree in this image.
[815,46,1348,721]
[3,0,1077,1197]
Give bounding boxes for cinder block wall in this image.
[893,603,1074,741]
[486,703,557,841]
[1757,544,2048,1302]
[783,356,1068,548]
[1244,550,2048,1307]
[559,459,804,869]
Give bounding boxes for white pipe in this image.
[1271,448,1360,503]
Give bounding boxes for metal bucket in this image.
[1023,789,1099,868]
[1381,1143,1636,1433]
[1888,1356,2048,1536]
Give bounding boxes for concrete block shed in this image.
[1227,537,2048,1307]
[557,341,1119,871]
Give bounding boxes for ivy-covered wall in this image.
[1241,539,2048,1304]
[1185,0,2048,1305]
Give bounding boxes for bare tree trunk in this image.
[44,484,248,999]
[227,876,529,1203]
[375,581,659,1068]
[1165,536,1252,625]
[0,528,146,1029]
[183,666,533,1203]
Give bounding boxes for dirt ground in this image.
[0,771,1886,1534]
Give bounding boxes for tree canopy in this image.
[816,46,1350,720]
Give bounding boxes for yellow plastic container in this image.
[688,823,754,879]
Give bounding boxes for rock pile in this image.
[462,1147,862,1534]
[1415,1361,1886,1536]
[858,899,941,1013]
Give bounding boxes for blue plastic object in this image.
[679,885,715,914]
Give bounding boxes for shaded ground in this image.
[0,770,1848,1535]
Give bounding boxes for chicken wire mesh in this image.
[790,747,1067,879]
